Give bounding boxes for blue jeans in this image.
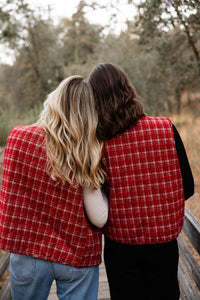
[9,253,99,300]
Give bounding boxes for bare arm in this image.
[83,187,109,228]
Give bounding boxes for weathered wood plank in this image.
[183,208,200,255]
[178,257,200,300]
[178,207,200,299]
[0,252,10,279]
[179,287,188,300]
[0,277,11,300]
[178,235,200,290]
[98,261,110,300]
[48,260,111,300]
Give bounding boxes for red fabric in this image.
[0,126,102,267]
[102,116,185,244]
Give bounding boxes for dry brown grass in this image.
[171,110,200,221]
[0,146,4,187]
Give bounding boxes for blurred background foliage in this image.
[0,0,200,145]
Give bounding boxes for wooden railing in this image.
[178,208,200,300]
[0,251,11,300]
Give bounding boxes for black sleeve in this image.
[172,124,194,200]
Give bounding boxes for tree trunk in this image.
[175,87,181,114]
[173,1,200,75]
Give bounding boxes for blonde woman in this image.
[0,76,108,300]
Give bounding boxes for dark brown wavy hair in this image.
[88,63,146,141]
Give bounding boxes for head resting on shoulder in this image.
[38,75,105,188]
[88,63,146,141]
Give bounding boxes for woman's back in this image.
[102,116,185,244]
[0,125,102,267]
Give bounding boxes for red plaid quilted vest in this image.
[102,116,185,244]
[0,126,102,267]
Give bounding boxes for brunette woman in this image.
[88,63,194,300]
[0,76,108,300]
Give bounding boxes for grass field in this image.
[171,110,200,221]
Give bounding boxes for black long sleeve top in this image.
[173,124,194,200]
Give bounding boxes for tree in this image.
[126,0,200,112]
[135,0,200,72]
[0,0,65,109]
[58,0,103,66]
[0,0,20,41]
[89,29,169,115]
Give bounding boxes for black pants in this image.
[104,237,180,300]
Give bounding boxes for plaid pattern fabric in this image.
[102,116,185,244]
[0,126,102,267]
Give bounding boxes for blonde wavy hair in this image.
[38,75,105,188]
